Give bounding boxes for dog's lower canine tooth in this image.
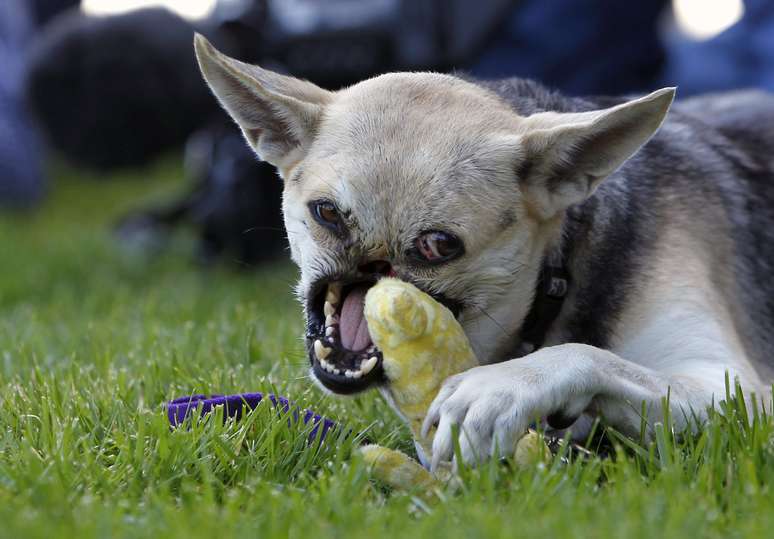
[361,356,378,374]
[352,370,363,379]
[324,301,335,317]
[314,340,331,360]
[325,314,338,327]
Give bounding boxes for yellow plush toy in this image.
[359,278,547,491]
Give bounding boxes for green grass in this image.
[1,158,774,538]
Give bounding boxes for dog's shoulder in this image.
[475,76,774,377]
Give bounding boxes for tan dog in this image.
[194,34,774,469]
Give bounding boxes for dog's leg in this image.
[422,343,762,470]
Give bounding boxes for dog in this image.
[194,34,774,471]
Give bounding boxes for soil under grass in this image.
[1,158,773,539]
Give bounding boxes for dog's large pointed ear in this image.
[515,88,675,219]
[194,34,333,175]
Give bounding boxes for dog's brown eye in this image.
[311,200,342,230]
[414,231,464,264]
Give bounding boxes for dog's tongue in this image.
[339,284,372,352]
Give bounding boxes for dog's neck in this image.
[515,236,572,356]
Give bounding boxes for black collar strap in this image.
[517,258,570,355]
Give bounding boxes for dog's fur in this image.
[194,34,774,469]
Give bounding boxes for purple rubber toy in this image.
[166,392,337,442]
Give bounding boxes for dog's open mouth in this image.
[306,279,385,394]
[306,276,465,394]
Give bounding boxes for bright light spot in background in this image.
[81,0,217,20]
[673,0,745,40]
[83,1,747,40]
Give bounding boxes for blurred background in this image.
[1,0,773,269]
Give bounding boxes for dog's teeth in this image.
[314,340,331,360]
[325,326,336,337]
[333,368,341,375]
[325,285,341,305]
[352,370,363,379]
[324,301,336,317]
[319,358,331,372]
[325,314,339,327]
[344,369,354,378]
[361,356,378,374]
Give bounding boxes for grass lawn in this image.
[1,158,773,539]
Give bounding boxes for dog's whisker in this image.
[470,305,511,338]
[241,226,288,234]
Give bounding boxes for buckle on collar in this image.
[544,269,568,299]
[517,260,570,354]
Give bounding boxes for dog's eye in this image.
[310,200,342,230]
[414,231,464,264]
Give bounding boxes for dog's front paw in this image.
[422,346,598,470]
[421,364,534,470]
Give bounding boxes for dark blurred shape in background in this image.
[2,0,773,266]
[27,7,216,170]
[470,0,669,95]
[116,127,284,267]
[0,0,77,209]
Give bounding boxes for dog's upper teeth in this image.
[324,301,336,317]
[361,356,378,375]
[325,314,338,327]
[325,284,341,305]
[314,339,331,360]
